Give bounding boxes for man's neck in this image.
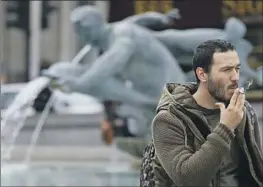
[193,84,217,109]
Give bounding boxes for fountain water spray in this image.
[1,77,51,163]
[71,44,92,65]
[1,44,92,164]
[1,77,51,131]
[23,93,55,164]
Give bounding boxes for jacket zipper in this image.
[199,115,221,187]
[175,106,221,187]
[192,113,221,187]
[171,105,206,143]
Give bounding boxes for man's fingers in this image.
[228,88,240,108]
[215,102,225,111]
[236,91,245,109]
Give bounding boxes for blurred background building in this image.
[1,1,108,82]
[1,0,262,83]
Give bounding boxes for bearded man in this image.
[151,39,263,186]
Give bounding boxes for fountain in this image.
[1,76,53,185]
[1,45,140,186]
[1,77,51,162]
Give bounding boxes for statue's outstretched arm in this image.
[123,9,180,29]
[71,37,134,91]
[153,29,198,52]
[94,77,157,106]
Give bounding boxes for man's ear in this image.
[196,67,208,83]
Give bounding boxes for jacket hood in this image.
[157,82,200,112]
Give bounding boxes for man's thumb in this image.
[215,102,225,111]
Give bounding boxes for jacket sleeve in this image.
[152,110,235,186]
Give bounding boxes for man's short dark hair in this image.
[192,39,235,83]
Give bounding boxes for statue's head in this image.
[224,17,246,42]
[71,6,104,45]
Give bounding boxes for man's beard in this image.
[207,76,231,106]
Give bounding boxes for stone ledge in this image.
[1,145,136,163]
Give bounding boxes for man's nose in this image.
[231,70,239,81]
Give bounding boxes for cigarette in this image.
[239,87,244,94]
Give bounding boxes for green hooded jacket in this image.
[152,83,263,187]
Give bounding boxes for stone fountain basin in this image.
[1,80,106,146]
[3,112,105,146]
[1,146,140,186]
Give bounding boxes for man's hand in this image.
[215,87,245,131]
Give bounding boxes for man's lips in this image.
[228,85,238,89]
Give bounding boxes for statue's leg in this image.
[117,104,150,136]
[89,77,157,106]
[115,136,150,159]
[114,103,155,158]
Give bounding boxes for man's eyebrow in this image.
[220,64,241,70]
